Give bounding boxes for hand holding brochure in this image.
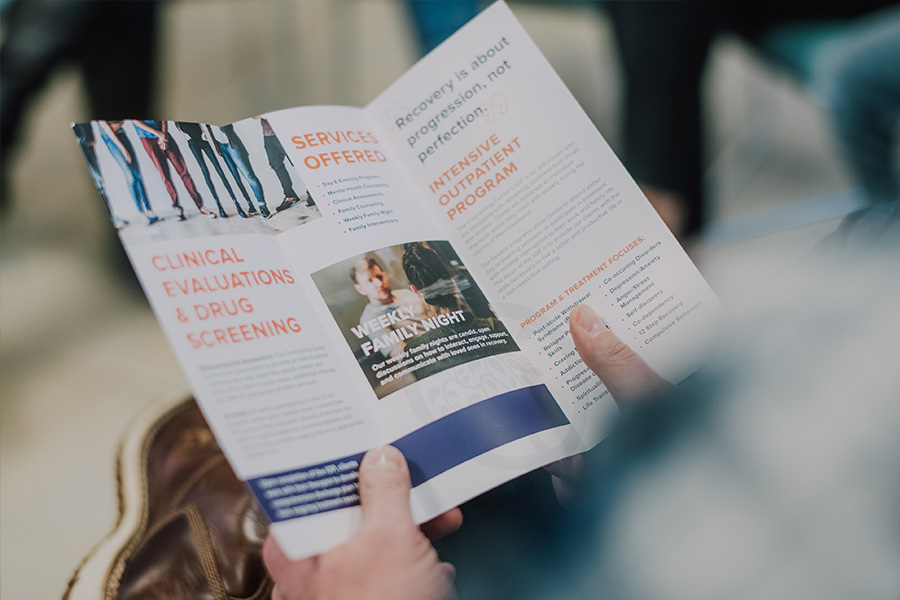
[73,1,722,559]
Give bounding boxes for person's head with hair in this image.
[401,242,461,314]
[350,257,394,305]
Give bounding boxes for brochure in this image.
[73,1,722,559]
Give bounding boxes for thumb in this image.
[358,445,415,527]
[569,304,670,408]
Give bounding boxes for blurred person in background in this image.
[406,0,483,55]
[605,1,896,240]
[0,0,160,212]
[813,5,900,206]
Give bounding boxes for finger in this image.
[271,588,284,600]
[420,507,463,541]
[544,454,584,481]
[262,535,291,576]
[358,445,414,527]
[569,304,670,408]
[263,535,317,597]
[439,561,458,596]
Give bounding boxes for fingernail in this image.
[576,305,608,335]
[371,445,402,470]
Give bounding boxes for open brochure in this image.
[73,1,722,559]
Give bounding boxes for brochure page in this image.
[256,105,577,555]
[367,1,722,448]
[72,1,722,560]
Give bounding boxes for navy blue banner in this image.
[249,384,568,523]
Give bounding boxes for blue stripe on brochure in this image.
[248,384,568,523]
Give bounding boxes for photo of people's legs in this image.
[256,116,315,212]
[97,120,160,227]
[205,124,253,218]
[193,119,322,232]
[176,121,233,218]
[86,118,324,239]
[73,123,130,228]
[266,133,301,212]
[132,120,215,221]
[220,123,271,218]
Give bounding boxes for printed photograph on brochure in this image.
[74,118,322,236]
[311,240,519,398]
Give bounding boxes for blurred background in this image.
[1,1,896,598]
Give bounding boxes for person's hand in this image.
[545,304,672,503]
[568,304,671,408]
[262,445,458,600]
[420,505,464,542]
[544,453,584,507]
